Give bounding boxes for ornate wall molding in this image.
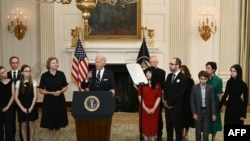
[40,4,56,68]
[169,0,191,65]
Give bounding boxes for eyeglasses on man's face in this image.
[169,63,177,66]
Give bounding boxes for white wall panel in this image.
[190,0,220,79]
[62,14,82,41]
[144,14,165,42]
[1,0,39,76]
[220,0,240,74]
[7,0,30,6]
[200,0,215,5]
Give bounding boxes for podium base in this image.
[75,119,112,141]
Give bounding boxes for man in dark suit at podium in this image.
[7,56,22,141]
[81,54,116,96]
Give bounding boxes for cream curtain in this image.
[240,0,250,103]
[240,0,249,85]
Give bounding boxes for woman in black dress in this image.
[220,64,248,125]
[39,57,68,141]
[180,65,195,141]
[15,64,38,141]
[0,66,15,141]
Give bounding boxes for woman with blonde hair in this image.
[39,57,68,141]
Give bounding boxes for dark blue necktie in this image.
[13,71,17,82]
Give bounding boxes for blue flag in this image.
[136,38,150,69]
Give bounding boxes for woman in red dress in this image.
[138,67,162,141]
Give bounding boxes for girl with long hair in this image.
[15,64,38,141]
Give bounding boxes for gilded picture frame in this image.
[84,0,141,40]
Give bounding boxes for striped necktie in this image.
[95,70,101,88]
[171,73,175,83]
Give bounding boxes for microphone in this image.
[88,77,92,87]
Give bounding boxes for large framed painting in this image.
[84,0,141,40]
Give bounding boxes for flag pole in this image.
[77,37,82,92]
[142,26,146,63]
[71,37,89,92]
[139,26,148,141]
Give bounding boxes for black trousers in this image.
[165,108,182,141]
[0,106,15,141]
[157,102,163,137]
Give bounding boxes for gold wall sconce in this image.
[142,26,155,47]
[71,26,82,47]
[198,12,217,41]
[7,8,27,40]
[147,29,154,47]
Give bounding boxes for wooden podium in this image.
[71,91,115,141]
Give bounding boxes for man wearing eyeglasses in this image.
[163,57,186,141]
[7,56,22,141]
[7,56,21,83]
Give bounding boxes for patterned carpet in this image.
[14,110,250,141]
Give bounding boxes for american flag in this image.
[71,39,89,90]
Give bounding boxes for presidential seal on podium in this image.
[84,95,100,112]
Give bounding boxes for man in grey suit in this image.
[190,70,216,141]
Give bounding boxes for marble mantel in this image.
[66,47,158,64]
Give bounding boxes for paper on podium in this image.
[126,63,148,85]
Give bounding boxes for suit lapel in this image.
[101,69,106,82]
[197,85,202,105]
[171,73,177,84]
[17,70,21,80]
[205,85,210,106]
